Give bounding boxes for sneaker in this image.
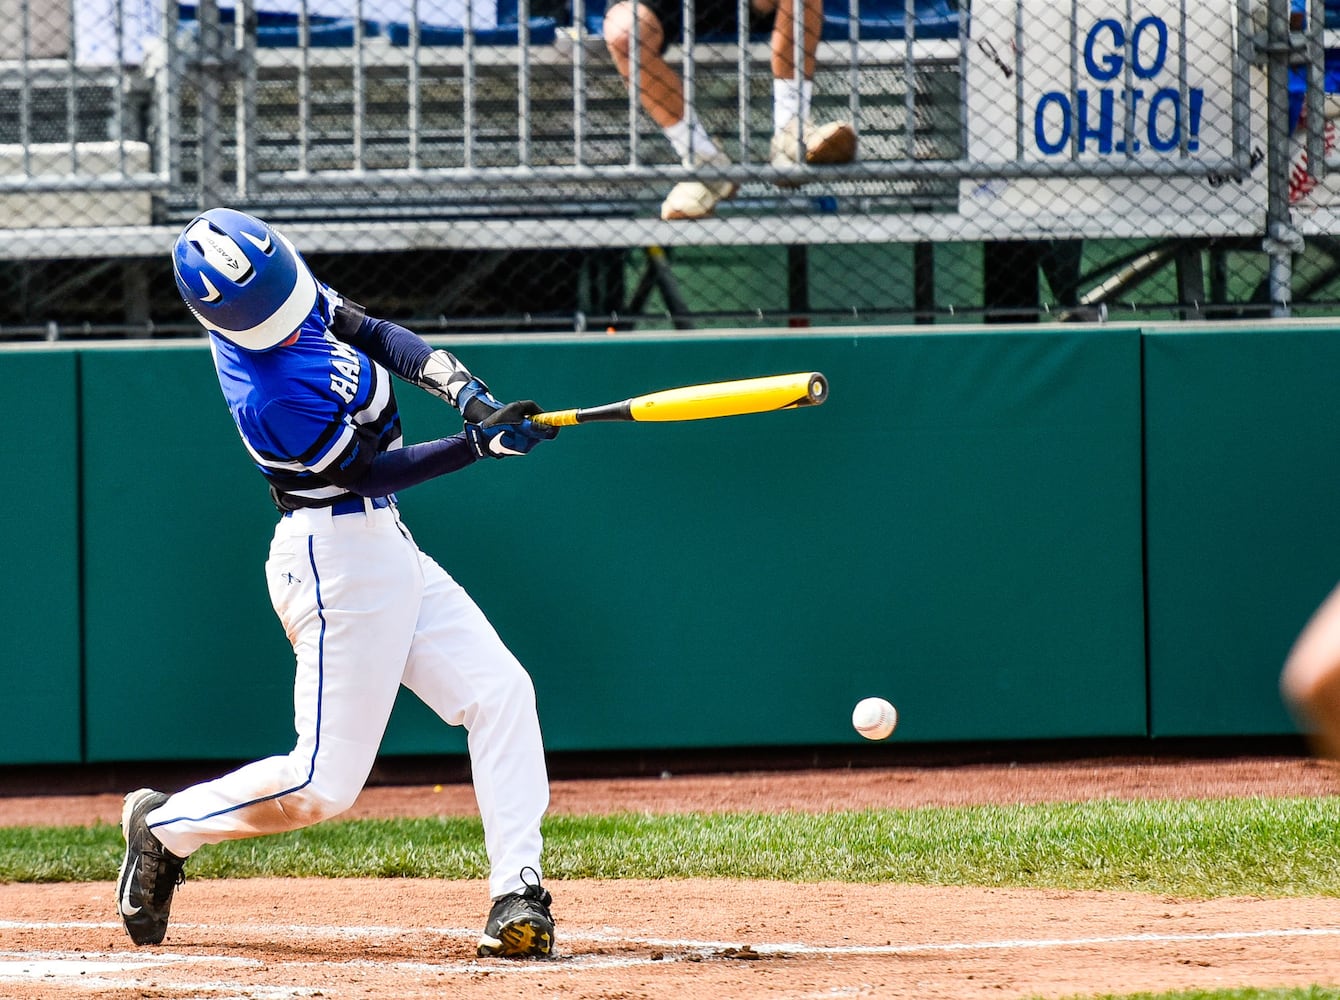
[116,788,186,946]
[476,867,555,958]
[770,117,858,178]
[661,149,739,221]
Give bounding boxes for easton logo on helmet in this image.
[187,219,253,282]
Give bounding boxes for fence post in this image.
[196,0,224,208]
[1264,0,1301,316]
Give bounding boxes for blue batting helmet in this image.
[172,207,318,351]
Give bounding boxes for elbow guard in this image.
[418,349,475,408]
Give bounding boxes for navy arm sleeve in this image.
[341,315,434,382]
[345,433,479,496]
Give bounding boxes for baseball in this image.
[852,697,898,740]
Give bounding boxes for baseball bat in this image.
[528,371,828,427]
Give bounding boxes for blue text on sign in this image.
[1031,16,1205,156]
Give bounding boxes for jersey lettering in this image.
[330,376,357,403]
[327,335,361,403]
[214,294,402,511]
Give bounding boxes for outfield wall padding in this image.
[394,330,1147,753]
[4,322,1327,764]
[0,350,82,764]
[1143,325,1340,736]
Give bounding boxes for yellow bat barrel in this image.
[628,371,827,422]
[530,372,827,426]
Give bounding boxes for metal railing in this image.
[0,0,1333,334]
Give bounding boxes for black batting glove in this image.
[465,400,559,459]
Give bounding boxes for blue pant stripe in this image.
[149,535,326,832]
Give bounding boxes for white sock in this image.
[773,78,814,132]
[664,114,720,164]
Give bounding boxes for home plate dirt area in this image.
[2,750,1339,1000]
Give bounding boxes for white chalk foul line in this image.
[0,941,683,991]
[2,920,1339,993]
[5,919,1340,957]
[0,948,261,966]
[0,950,316,999]
[0,966,319,1000]
[570,924,1340,956]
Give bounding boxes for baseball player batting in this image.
[116,207,558,958]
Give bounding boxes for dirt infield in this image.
[3,751,1340,999]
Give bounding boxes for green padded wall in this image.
[1144,325,1340,736]
[74,329,1147,761]
[0,350,82,763]
[80,347,299,761]
[395,328,1148,750]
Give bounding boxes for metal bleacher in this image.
[1,0,1327,333]
[0,0,972,249]
[150,0,966,242]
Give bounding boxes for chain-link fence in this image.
[1,0,1337,337]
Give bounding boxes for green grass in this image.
[4,795,1340,897]
[6,798,1339,1000]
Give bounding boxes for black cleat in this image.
[116,788,186,946]
[477,866,555,958]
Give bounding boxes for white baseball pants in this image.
[146,501,549,900]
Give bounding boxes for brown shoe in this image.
[770,118,858,181]
[661,149,739,220]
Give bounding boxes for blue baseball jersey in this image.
[210,285,403,511]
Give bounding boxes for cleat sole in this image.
[477,918,555,958]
